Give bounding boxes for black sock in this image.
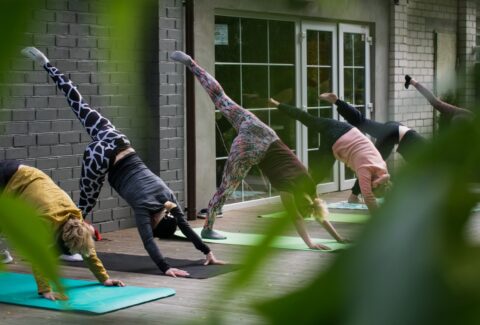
[404,75,411,89]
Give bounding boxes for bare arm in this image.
[279,192,329,250]
[311,197,348,243]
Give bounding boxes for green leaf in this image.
[256,117,480,324]
[0,194,62,292]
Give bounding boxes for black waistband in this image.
[0,160,21,189]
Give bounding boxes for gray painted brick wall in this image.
[0,0,166,233]
[388,0,477,166]
[159,0,186,204]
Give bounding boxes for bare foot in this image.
[318,93,338,104]
[347,193,363,204]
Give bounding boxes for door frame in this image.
[338,23,371,191]
[300,21,339,193]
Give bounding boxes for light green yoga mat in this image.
[257,211,369,224]
[0,272,175,314]
[175,228,348,252]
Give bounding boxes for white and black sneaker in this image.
[196,208,223,219]
[0,250,13,264]
[21,47,50,65]
[59,253,83,262]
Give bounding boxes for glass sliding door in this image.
[300,22,338,192]
[212,16,372,204]
[338,23,371,191]
[214,16,296,204]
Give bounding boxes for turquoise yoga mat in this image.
[327,200,480,213]
[327,200,369,210]
[175,228,348,252]
[257,211,369,224]
[0,272,175,314]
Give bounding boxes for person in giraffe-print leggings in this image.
[22,47,224,277]
[171,51,348,248]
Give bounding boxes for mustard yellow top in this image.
[4,165,109,293]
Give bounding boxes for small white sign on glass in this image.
[215,24,229,46]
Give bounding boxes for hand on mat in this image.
[337,238,352,244]
[103,279,126,287]
[165,267,190,278]
[42,291,68,301]
[203,252,226,266]
[308,243,331,250]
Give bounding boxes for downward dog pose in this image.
[319,93,427,203]
[405,75,474,130]
[0,160,125,300]
[269,98,391,212]
[171,51,347,248]
[23,47,223,277]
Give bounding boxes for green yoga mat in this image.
[0,272,175,314]
[257,211,369,224]
[175,228,348,252]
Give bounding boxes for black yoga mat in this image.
[62,252,241,279]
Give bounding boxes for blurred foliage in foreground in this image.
[0,0,62,289]
[0,0,154,292]
[209,49,480,325]
[256,115,480,324]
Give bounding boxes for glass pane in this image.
[215,65,241,104]
[307,108,320,148]
[271,109,296,149]
[319,67,332,94]
[216,159,226,188]
[270,66,295,105]
[344,166,355,180]
[308,149,334,183]
[215,112,236,157]
[215,16,240,63]
[307,67,319,107]
[353,33,365,66]
[344,68,354,103]
[354,67,365,105]
[318,31,332,66]
[306,30,318,65]
[253,109,270,128]
[243,166,270,200]
[242,66,268,109]
[269,20,295,64]
[344,33,353,67]
[241,18,268,63]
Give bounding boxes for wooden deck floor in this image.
[1,191,478,324]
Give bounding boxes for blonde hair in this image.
[312,198,329,223]
[62,218,94,257]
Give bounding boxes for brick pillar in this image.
[159,0,186,205]
[388,0,409,169]
[457,0,477,109]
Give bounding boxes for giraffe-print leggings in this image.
[184,58,279,229]
[43,63,130,216]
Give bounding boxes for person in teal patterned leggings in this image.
[171,51,348,248]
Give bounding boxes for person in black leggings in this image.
[318,93,427,203]
[22,47,223,277]
[269,98,391,212]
